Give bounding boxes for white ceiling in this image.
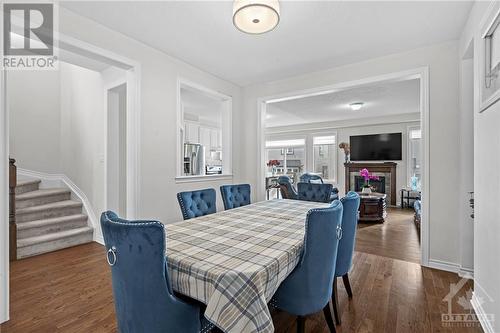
[60,1,473,86]
[266,78,420,127]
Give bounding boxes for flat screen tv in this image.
[350,133,402,161]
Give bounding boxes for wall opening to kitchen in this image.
[176,80,232,179]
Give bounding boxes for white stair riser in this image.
[16,205,82,223]
[18,218,88,239]
[15,182,40,194]
[16,192,71,209]
[17,231,93,259]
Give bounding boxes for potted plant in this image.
[360,168,379,194]
[267,160,280,176]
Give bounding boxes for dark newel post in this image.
[9,158,17,261]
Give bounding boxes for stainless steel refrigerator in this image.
[183,143,205,176]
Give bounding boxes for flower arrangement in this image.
[267,160,280,176]
[360,168,379,189]
[267,160,280,167]
[339,142,350,162]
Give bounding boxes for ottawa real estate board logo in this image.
[2,3,58,70]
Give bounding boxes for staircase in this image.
[15,178,93,259]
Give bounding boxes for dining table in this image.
[165,199,331,333]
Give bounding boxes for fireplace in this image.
[344,162,397,206]
[355,176,386,193]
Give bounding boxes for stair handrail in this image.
[9,158,16,261]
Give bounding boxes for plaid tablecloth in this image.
[165,199,330,333]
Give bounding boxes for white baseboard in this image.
[17,168,100,243]
[471,292,495,333]
[427,259,461,273]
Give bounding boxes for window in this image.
[177,80,232,179]
[312,135,336,183]
[408,127,421,189]
[265,138,306,183]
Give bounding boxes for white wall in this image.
[459,1,499,331]
[266,115,421,205]
[8,71,61,173]
[60,62,106,225]
[243,41,461,267]
[57,7,244,223]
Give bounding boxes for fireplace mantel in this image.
[344,162,397,205]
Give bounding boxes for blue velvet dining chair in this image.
[220,184,251,210]
[299,173,339,201]
[299,172,324,183]
[331,191,360,325]
[297,182,333,203]
[272,200,344,333]
[177,188,216,220]
[100,211,214,333]
[277,175,298,200]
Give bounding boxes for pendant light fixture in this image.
[233,0,280,34]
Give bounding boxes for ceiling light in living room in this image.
[233,0,280,34]
[349,102,364,111]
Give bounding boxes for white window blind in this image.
[265,139,305,148]
[409,129,421,140]
[313,135,336,145]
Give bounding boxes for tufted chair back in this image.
[335,191,361,277]
[300,173,324,184]
[297,182,333,203]
[272,200,343,315]
[220,184,251,210]
[177,188,216,220]
[100,211,203,333]
[277,175,298,200]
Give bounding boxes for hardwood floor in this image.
[355,208,421,264]
[1,242,482,333]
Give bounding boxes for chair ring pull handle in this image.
[336,226,343,240]
[107,246,117,266]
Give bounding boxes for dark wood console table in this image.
[358,192,387,223]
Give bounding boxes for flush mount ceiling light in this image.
[349,102,364,111]
[233,0,280,34]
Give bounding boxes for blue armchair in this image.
[272,200,343,333]
[298,182,333,203]
[220,184,251,210]
[299,173,339,201]
[100,211,213,333]
[177,188,216,220]
[331,191,360,325]
[277,175,298,200]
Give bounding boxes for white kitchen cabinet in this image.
[200,126,211,150]
[185,122,200,144]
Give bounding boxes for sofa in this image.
[414,199,421,231]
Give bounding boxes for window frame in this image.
[311,133,337,184]
[407,125,421,187]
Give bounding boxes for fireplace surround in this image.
[344,162,397,205]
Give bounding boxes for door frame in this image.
[256,67,430,267]
[0,32,142,323]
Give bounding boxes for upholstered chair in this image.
[277,175,298,200]
[299,173,324,184]
[299,173,339,201]
[272,200,344,333]
[331,191,360,325]
[100,211,214,333]
[177,188,216,220]
[297,182,333,203]
[220,184,251,210]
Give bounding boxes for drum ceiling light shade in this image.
[233,0,280,34]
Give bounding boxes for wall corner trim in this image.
[471,292,494,333]
[427,258,461,273]
[17,168,100,243]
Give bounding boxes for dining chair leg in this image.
[331,278,341,325]
[323,301,337,333]
[297,316,306,333]
[342,273,353,298]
